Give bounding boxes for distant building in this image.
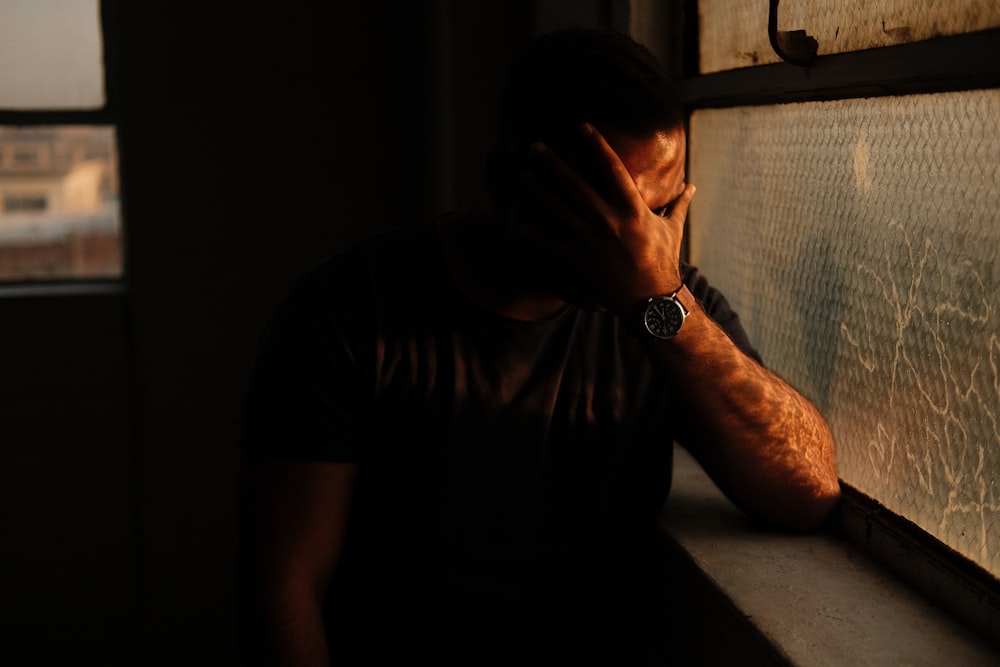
[0,126,120,280]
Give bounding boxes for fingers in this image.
[508,123,694,313]
[577,122,646,209]
[524,123,642,215]
[669,183,697,224]
[511,162,585,247]
[522,139,611,227]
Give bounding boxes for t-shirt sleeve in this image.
[681,263,763,365]
[239,272,368,462]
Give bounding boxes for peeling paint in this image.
[700,0,1000,74]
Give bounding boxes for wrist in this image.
[613,269,684,319]
[624,283,697,341]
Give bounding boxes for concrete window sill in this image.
[656,445,1000,666]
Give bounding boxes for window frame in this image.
[677,4,1000,644]
[0,0,125,291]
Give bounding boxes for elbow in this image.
[769,476,842,532]
[780,428,842,531]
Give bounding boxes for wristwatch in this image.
[642,285,695,340]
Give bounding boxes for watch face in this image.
[644,296,686,339]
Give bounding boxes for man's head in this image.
[487,28,685,210]
[497,28,684,153]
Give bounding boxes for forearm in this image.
[239,578,331,667]
[647,303,840,530]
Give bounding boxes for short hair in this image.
[498,28,684,150]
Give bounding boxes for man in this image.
[238,27,839,666]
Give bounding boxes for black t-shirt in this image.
[240,220,760,665]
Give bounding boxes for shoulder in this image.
[258,221,444,347]
[306,221,441,289]
[295,221,448,307]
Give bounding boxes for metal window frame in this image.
[683,27,1000,108]
[678,8,1000,647]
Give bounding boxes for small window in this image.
[13,150,43,168]
[0,126,119,280]
[4,195,48,214]
[0,0,121,282]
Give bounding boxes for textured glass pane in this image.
[688,90,1000,577]
[0,0,104,109]
[0,126,121,280]
[699,0,1000,73]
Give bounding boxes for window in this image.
[0,0,121,282]
[4,195,48,213]
[682,0,1000,636]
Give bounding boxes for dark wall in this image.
[0,289,134,662]
[117,2,529,663]
[1,1,607,664]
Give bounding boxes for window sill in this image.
[0,279,125,299]
[656,444,1000,666]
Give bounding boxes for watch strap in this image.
[672,284,696,316]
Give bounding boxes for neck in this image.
[434,206,568,322]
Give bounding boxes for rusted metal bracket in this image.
[768,0,818,66]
